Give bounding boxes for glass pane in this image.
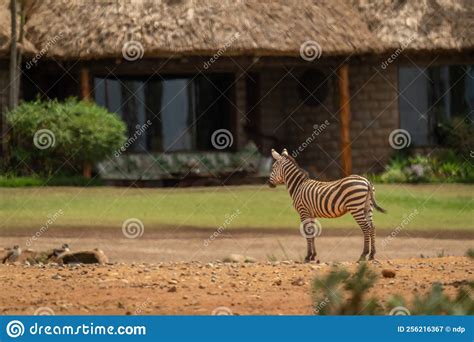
[160,78,194,152]
[94,74,234,153]
[399,67,431,145]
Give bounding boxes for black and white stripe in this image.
[268,149,386,262]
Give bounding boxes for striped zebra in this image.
[268,149,386,262]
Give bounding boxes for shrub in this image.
[389,283,474,315]
[312,263,383,315]
[378,150,474,183]
[435,117,474,157]
[6,98,126,176]
[312,263,474,315]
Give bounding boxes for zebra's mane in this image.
[283,155,309,180]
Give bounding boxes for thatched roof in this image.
[0,0,36,57]
[2,0,471,60]
[352,0,474,53]
[23,0,383,59]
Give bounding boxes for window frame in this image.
[93,72,238,154]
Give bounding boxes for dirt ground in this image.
[1,227,473,263]
[0,256,472,315]
[1,228,472,315]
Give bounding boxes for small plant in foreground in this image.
[465,248,474,259]
[312,263,383,315]
[312,263,474,315]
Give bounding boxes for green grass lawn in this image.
[0,184,472,232]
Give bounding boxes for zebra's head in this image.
[268,148,288,188]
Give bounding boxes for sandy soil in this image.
[0,256,472,315]
[1,228,472,263]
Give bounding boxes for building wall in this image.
[0,61,9,116]
[0,61,10,153]
[256,61,399,179]
[349,62,399,176]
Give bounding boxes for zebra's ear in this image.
[271,149,281,160]
[282,149,288,156]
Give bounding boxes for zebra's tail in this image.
[369,183,386,213]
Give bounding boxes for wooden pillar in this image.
[80,67,92,178]
[338,64,352,177]
[80,67,91,101]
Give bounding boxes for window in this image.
[94,74,235,152]
[399,65,473,146]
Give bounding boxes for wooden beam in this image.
[80,66,92,178]
[80,66,91,101]
[338,64,352,177]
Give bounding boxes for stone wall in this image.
[255,60,399,179]
[348,62,399,176]
[0,61,9,117]
[0,61,10,154]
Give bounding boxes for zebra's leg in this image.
[305,238,314,263]
[310,237,317,261]
[369,226,376,260]
[350,210,370,261]
[366,207,378,261]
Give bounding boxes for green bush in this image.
[378,150,474,184]
[6,98,126,176]
[312,263,474,315]
[312,263,383,315]
[389,283,474,315]
[435,117,474,157]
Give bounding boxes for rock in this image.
[58,249,108,265]
[168,286,177,293]
[222,254,245,263]
[244,256,256,263]
[291,277,305,286]
[382,269,396,278]
[273,279,282,286]
[222,254,256,263]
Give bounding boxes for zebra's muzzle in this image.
[267,181,276,188]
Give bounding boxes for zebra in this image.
[268,148,386,262]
